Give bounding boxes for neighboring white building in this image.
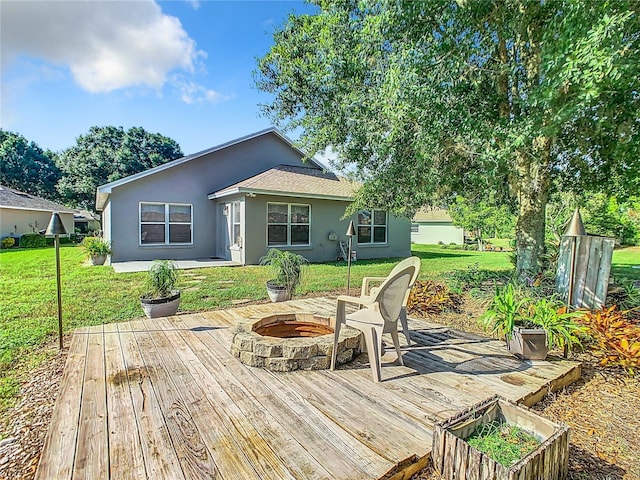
[411,208,464,245]
[0,185,74,239]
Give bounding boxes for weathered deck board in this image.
[36,297,581,480]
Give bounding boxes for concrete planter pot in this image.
[90,254,107,266]
[507,327,548,361]
[140,291,181,318]
[432,395,570,480]
[266,281,291,303]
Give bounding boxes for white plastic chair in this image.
[341,256,421,346]
[330,260,417,382]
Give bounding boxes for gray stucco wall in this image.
[243,194,411,265]
[107,133,310,262]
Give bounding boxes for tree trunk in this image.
[514,139,552,281]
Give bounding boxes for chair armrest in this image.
[337,294,373,306]
[361,276,386,296]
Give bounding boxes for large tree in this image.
[0,129,61,200]
[56,126,183,209]
[256,0,640,279]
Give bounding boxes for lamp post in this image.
[561,208,585,358]
[45,212,67,350]
[345,221,356,294]
[563,208,586,309]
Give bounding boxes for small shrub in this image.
[446,263,498,292]
[1,237,15,249]
[407,280,463,315]
[19,233,46,248]
[578,306,640,375]
[81,236,111,256]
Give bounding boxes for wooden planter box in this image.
[432,395,569,480]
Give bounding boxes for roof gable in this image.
[0,185,74,213]
[95,128,320,210]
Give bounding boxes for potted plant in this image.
[480,283,582,360]
[140,260,181,318]
[81,236,111,265]
[259,248,308,302]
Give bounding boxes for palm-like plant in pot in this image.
[260,248,308,302]
[140,260,181,318]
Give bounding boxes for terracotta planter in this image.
[266,281,291,302]
[140,291,181,318]
[432,395,569,480]
[507,327,548,361]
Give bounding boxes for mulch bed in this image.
[1,295,639,480]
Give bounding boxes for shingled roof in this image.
[209,165,358,201]
[413,207,454,223]
[0,185,73,213]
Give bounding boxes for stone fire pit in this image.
[231,312,362,372]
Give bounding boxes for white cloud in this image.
[173,78,234,105]
[1,0,203,93]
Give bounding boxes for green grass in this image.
[611,246,640,281]
[466,420,540,467]
[0,243,635,418]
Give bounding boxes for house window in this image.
[411,223,419,233]
[267,203,310,246]
[357,209,387,244]
[140,202,192,245]
[232,201,241,245]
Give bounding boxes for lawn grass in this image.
[0,243,635,418]
[610,245,640,280]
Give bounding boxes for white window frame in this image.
[139,202,193,246]
[232,201,241,246]
[357,209,388,245]
[266,202,311,247]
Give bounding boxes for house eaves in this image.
[208,187,353,202]
[208,164,357,202]
[95,128,320,211]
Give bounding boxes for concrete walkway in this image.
[110,258,241,273]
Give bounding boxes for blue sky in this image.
[1,1,317,156]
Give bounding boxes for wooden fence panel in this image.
[555,235,614,309]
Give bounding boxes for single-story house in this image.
[96,128,411,265]
[74,209,101,234]
[0,185,74,239]
[411,208,464,245]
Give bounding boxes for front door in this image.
[216,203,231,260]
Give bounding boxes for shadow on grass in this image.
[411,248,479,260]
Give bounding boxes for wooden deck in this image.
[36,297,581,480]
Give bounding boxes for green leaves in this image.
[56,126,183,209]
[256,0,640,274]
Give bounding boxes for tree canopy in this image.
[0,129,61,200]
[256,0,640,278]
[56,126,183,209]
